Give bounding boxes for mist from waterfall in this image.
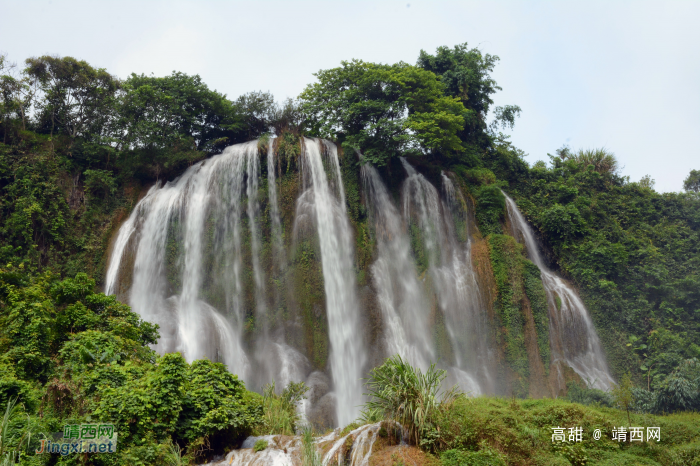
[399,158,494,394]
[503,192,614,390]
[361,164,434,371]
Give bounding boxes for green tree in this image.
[24,55,120,143]
[683,169,700,193]
[417,43,520,146]
[612,374,635,427]
[235,90,277,140]
[117,71,243,153]
[115,71,245,179]
[0,54,35,136]
[300,60,466,166]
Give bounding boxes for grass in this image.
[0,398,31,466]
[253,439,268,452]
[257,381,309,436]
[427,396,700,466]
[301,426,322,466]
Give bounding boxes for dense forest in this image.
[0,44,699,465]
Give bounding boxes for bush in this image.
[474,185,505,235]
[259,380,309,435]
[565,381,613,407]
[540,203,584,242]
[363,355,459,445]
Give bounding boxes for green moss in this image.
[488,234,529,395]
[523,260,551,373]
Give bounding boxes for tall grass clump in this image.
[301,426,322,466]
[363,355,460,445]
[259,381,309,436]
[1,398,31,466]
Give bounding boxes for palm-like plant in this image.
[0,398,31,466]
[559,147,619,174]
[363,355,460,445]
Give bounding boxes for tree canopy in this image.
[300,60,467,166]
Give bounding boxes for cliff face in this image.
[105,137,610,427]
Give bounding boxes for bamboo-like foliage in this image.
[0,398,31,466]
[259,381,309,435]
[363,355,460,445]
[300,426,322,466]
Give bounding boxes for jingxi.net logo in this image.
[35,423,117,456]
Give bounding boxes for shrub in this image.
[253,439,268,452]
[259,380,309,435]
[363,355,459,445]
[474,184,505,235]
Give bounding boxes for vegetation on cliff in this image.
[1,42,699,465]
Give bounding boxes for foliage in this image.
[0,269,260,464]
[473,184,505,236]
[300,59,467,166]
[429,396,700,466]
[364,355,459,445]
[684,169,700,193]
[25,55,120,142]
[565,381,613,407]
[555,146,619,174]
[253,439,268,452]
[258,381,309,436]
[0,398,31,466]
[301,426,322,466]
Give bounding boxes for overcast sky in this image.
[2,0,698,192]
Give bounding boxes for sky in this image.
[2,0,699,192]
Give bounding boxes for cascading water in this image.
[108,135,609,432]
[297,138,365,426]
[104,142,277,380]
[361,164,434,370]
[200,422,398,466]
[399,159,494,394]
[503,193,614,390]
[267,138,284,265]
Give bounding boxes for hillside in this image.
[1,45,699,465]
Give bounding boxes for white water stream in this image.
[298,138,364,426]
[504,193,614,390]
[399,159,494,394]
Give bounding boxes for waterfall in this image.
[503,193,614,390]
[299,138,364,426]
[440,172,495,394]
[399,159,493,394]
[104,142,286,379]
[104,184,159,297]
[361,164,433,370]
[267,138,284,263]
[247,142,265,318]
[199,422,395,466]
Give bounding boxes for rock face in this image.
[106,138,613,426]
